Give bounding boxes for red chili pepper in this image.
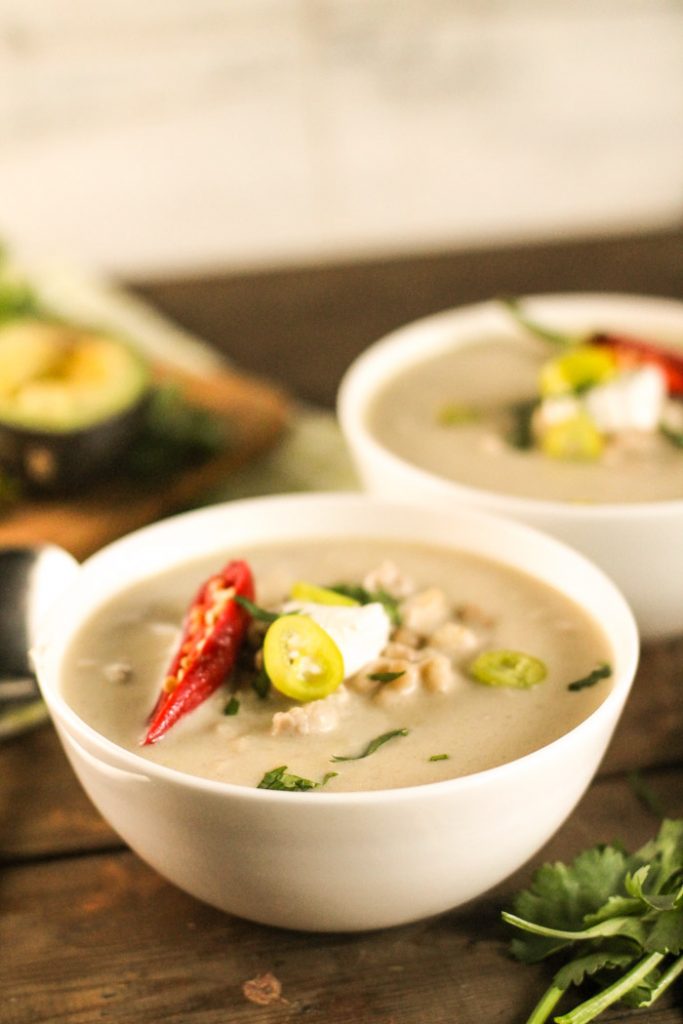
[591,332,683,396]
[142,559,254,745]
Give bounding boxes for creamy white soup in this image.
[62,539,613,792]
[368,336,683,503]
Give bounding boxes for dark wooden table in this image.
[2,227,683,1024]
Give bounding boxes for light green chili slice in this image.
[436,402,479,427]
[469,649,547,689]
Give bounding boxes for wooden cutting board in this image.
[0,363,290,560]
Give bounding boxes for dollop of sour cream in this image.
[282,601,392,677]
[538,364,667,436]
[584,364,666,433]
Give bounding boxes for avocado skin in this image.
[0,395,149,493]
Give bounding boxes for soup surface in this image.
[62,538,613,792]
[368,337,683,503]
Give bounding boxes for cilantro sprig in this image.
[502,819,683,1023]
[257,765,337,791]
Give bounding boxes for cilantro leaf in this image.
[257,765,337,791]
[503,818,683,1023]
[501,296,574,347]
[367,670,405,683]
[331,728,409,763]
[567,663,612,692]
[329,583,402,626]
[234,595,280,623]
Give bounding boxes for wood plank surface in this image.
[133,226,683,409]
[1,229,683,1024]
[2,769,682,1024]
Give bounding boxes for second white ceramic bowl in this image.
[35,493,638,932]
[338,293,683,640]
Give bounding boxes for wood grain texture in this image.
[1,770,682,1024]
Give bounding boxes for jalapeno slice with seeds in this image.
[469,649,547,689]
[263,614,344,701]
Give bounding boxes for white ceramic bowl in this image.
[338,293,683,641]
[35,493,638,932]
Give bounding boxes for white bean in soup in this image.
[367,334,683,504]
[61,538,614,792]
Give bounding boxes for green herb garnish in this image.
[331,728,409,762]
[223,696,240,716]
[329,584,402,627]
[502,296,574,348]
[436,402,479,427]
[0,250,43,323]
[502,818,683,1023]
[506,399,540,450]
[251,668,271,700]
[567,663,612,692]
[367,670,405,683]
[660,423,683,449]
[429,753,449,762]
[124,383,229,482]
[257,765,337,791]
[234,595,280,623]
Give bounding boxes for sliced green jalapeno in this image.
[263,614,344,701]
[469,649,547,689]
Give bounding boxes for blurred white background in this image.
[1,0,682,279]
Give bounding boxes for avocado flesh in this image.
[0,320,149,431]
[0,319,150,490]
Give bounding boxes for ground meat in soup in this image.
[61,538,614,792]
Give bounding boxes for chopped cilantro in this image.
[331,728,409,762]
[251,668,271,700]
[257,765,337,791]
[502,818,683,1023]
[660,423,683,450]
[436,402,479,427]
[234,595,280,623]
[502,296,574,348]
[429,753,449,762]
[329,583,401,627]
[368,670,405,683]
[567,662,612,692]
[506,399,539,450]
[223,696,240,716]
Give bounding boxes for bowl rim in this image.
[36,491,640,806]
[337,291,683,518]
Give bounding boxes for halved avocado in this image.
[0,319,150,491]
